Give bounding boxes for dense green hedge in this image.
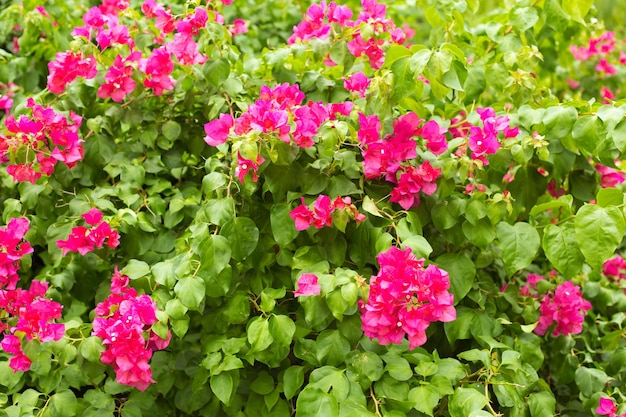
[0,0,625,416]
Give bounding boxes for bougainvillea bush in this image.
[1,0,626,415]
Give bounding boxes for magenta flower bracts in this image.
[534,281,591,337]
[0,217,33,290]
[56,208,120,256]
[0,280,65,372]
[0,99,85,183]
[92,268,170,391]
[359,247,455,349]
[289,195,366,231]
[0,218,64,372]
[294,274,321,297]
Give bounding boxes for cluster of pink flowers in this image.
[53,0,245,102]
[0,218,33,290]
[0,99,84,183]
[343,71,371,98]
[359,247,455,349]
[570,31,622,73]
[569,31,626,100]
[204,83,353,181]
[0,83,17,114]
[92,268,170,391]
[294,273,321,297]
[288,1,353,44]
[518,273,544,297]
[465,107,519,166]
[0,218,65,372]
[289,195,366,231]
[288,0,413,69]
[0,280,65,372]
[602,254,626,285]
[47,51,98,95]
[56,208,120,256]
[597,397,626,417]
[534,281,591,337]
[595,162,626,188]
[358,112,445,209]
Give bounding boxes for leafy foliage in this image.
[0,0,625,416]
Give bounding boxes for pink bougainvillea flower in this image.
[421,120,448,155]
[47,51,97,94]
[596,58,617,76]
[92,267,168,391]
[204,113,234,146]
[596,397,626,417]
[596,163,626,188]
[56,208,120,256]
[235,152,264,183]
[360,247,455,349]
[534,281,591,337]
[0,280,65,372]
[230,19,248,35]
[603,254,626,281]
[311,195,334,229]
[289,194,364,231]
[0,217,33,290]
[289,198,315,231]
[97,53,140,102]
[294,273,321,297]
[0,335,31,372]
[357,113,381,145]
[343,71,371,98]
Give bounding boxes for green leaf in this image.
[458,349,491,369]
[162,121,181,141]
[391,57,417,101]
[610,119,626,152]
[174,277,206,310]
[269,314,296,346]
[383,44,411,68]
[571,115,600,155]
[409,385,440,416]
[194,235,232,277]
[544,0,570,31]
[574,367,609,397]
[383,356,413,381]
[444,307,474,345]
[346,351,384,388]
[49,389,77,417]
[543,106,577,138]
[80,337,105,362]
[315,330,351,367]
[210,372,234,404]
[528,392,556,417]
[435,253,475,305]
[448,387,489,417]
[121,260,151,280]
[596,188,625,207]
[574,204,625,269]
[283,366,305,400]
[271,203,298,246]
[295,387,339,417]
[510,7,539,32]
[204,58,230,88]
[563,0,593,23]
[401,236,433,259]
[496,222,540,277]
[541,223,584,278]
[250,371,274,395]
[247,316,273,352]
[220,217,259,261]
[409,48,432,73]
